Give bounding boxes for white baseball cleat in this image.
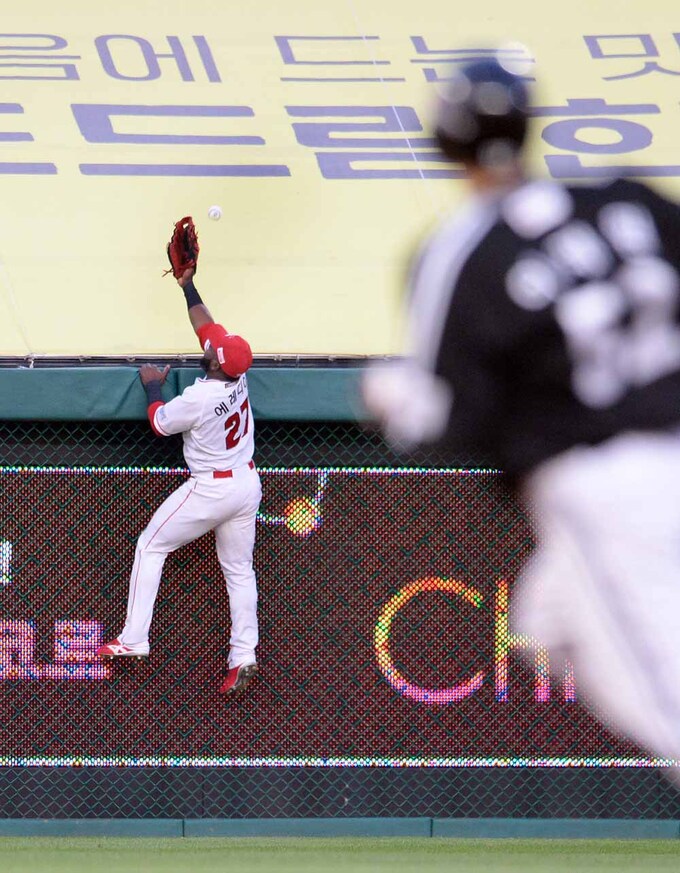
[96,638,149,660]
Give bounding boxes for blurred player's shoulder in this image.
[403,213,453,302]
[501,179,573,240]
[565,176,680,260]
[564,175,680,214]
[405,196,504,303]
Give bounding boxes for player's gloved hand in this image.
[139,364,170,385]
[164,216,199,279]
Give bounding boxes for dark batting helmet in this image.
[434,57,530,166]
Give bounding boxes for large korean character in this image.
[535,98,679,179]
[72,104,290,177]
[0,34,79,80]
[287,105,460,179]
[584,33,680,80]
[95,34,220,82]
[274,34,403,83]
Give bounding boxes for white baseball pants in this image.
[513,430,680,768]
[118,463,261,668]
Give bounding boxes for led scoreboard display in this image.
[0,467,645,767]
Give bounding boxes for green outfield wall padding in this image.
[184,818,432,838]
[0,819,678,839]
[0,367,366,421]
[0,819,183,837]
[431,819,680,839]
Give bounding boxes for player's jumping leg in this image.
[214,471,261,695]
[98,477,212,659]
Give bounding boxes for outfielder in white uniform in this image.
[97,266,261,696]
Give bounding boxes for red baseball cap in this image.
[201,323,253,378]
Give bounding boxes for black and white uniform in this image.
[369,177,680,763]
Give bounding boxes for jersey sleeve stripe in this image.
[147,401,169,436]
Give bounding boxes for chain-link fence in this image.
[0,420,678,820]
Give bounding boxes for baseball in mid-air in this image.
[208,205,222,221]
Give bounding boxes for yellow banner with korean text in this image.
[0,0,678,356]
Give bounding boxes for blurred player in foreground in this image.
[364,55,680,767]
[98,220,260,697]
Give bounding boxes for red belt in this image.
[213,460,255,479]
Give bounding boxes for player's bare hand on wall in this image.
[139,364,170,385]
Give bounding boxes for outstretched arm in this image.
[177,267,214,338]
[139,363,171,434]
